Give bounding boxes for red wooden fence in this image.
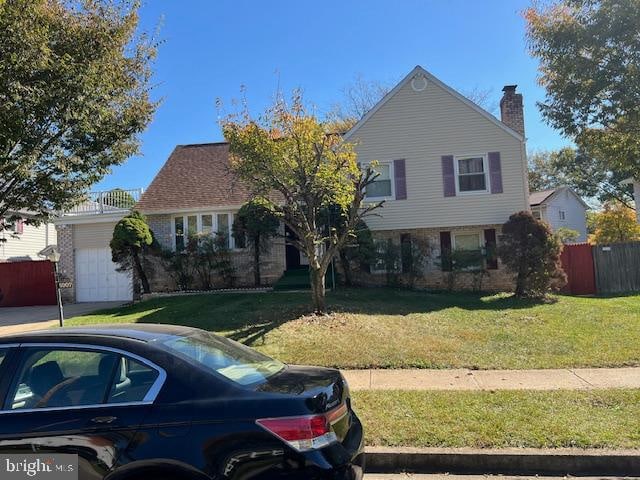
[560,243,596,295]
[0,260,56,307]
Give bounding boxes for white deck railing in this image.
[63,188,143,216]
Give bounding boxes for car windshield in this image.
[159,331,285,386]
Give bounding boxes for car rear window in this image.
[159,331,284,386]
[0,348,7,369]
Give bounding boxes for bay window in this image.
[173,212,237,251]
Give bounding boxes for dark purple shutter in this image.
[440,231,452,271]
[394,159,407,200]
[488,152,503,194]
[441,155,456,197]
[484,228,498,270]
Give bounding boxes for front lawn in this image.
[353,389,640,449]
[69,288,640,369]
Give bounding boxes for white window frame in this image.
[171,212,237,251]
[454,154,490,195]
[365,162,395,201]
[531,208,542,220]
[452,231,485,271]
[452,231,483,252]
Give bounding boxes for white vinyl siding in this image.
[0,222,55,261]
[539,189,588,242]
[351,76,527,231]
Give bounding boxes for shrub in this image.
[110,211,153,294]
[498,211,566,298]
[555,227,580,244]
[338,220,376,285]
[400,236,430,288]
[163,233,236,291]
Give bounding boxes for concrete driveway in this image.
[0,302,125,336]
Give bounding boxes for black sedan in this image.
[0,324,364,479]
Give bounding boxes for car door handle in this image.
[90,416,118,424]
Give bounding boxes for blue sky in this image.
[97,0,570,191]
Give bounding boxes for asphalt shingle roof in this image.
[529,188,557,206]
[135,143,251,212]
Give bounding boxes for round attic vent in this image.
[411,74,427,92]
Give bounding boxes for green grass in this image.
[68,288,640,370]
[352,389,640,449]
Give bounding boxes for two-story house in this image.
[344,66,528,289]
[56,66,531,300]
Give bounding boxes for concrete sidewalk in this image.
[342,367,640,391]
[0,302,125,336]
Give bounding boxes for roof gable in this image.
[530,186,589,209]
[343,65,524,142]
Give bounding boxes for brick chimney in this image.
[500,85,524,137]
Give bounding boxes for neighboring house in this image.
[621,177,640,223]
[54,190,143,303]
[57,65,533,299]
[529,187,589,242]
[0,212,56,262]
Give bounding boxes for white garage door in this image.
[75,248,132,302]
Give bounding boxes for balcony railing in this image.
[62,188,143,216]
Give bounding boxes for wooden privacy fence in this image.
[0,260,57,307]
[560,243,596,295]
[593,242,640,294]
[561,241,640,295]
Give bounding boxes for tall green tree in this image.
[110,211,153,294]
[0,0,157,227]
[591,201,640,244]
[525,0,640,200]
[528,148,635,207]
[221,91,381,314]
[232,198,280,287]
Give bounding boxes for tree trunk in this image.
[515,259,527,297]
[133,250,151,294]
[339,249,352,286]
[309,265,326,314]
[253,237,261,287]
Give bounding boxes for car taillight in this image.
[256,403,347,452]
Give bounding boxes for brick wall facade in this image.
[145,214,286,291]
[351,225,515,292]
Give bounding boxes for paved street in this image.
[0,302,125,336]
[366,476,635,479]
[343,367,640,391]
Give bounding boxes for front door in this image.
[0,346,157,479]
[285,226,302,270]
